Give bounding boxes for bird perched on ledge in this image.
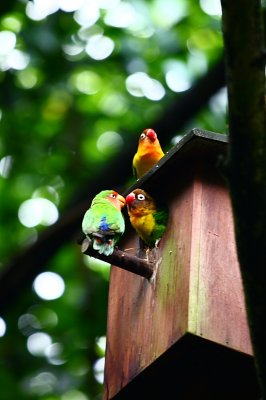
[133,128,164,179]
[126,189,168,249]
[82,190,125,256]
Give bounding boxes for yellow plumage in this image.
[133,128,164,179]
[128,207,156,244]
[125,189,168,248]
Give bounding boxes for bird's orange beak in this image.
[118,194,126,208]
[125,192,135,205]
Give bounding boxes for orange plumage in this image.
[132,128,164,179]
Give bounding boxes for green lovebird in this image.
[82,190,126,256]
[125,189,168,248]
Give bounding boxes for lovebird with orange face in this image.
[126,189,168,248]
[82,190,125,256]
[133,128,164,179]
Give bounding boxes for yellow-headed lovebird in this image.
[126,189,168,248]
[133,128,164,179]
[82,190,125,256]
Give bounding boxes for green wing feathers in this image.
[82,200,125,256]
[151,207,168,244]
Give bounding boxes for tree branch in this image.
[221,0,266,396]
[81,239,154,280]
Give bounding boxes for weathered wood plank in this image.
[189,166,252,353]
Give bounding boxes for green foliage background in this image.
[0,1,226,399]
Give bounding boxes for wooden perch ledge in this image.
[81,238,154,279]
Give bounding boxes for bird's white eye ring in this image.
[110,193,117,198]
[137,194,145,201]
[140,133,146,140]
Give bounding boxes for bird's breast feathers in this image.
[130,213,155,237]
[134,148,163,162]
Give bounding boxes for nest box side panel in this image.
[103,181,195,400]
[188,167,252,354]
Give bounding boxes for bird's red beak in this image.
[146,129,157,142]
[126,192,135,204]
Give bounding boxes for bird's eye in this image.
[137,194,145,201]
[110,193,117,198]
[140,133,146,140]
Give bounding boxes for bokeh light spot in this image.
[6,49,30,70]
[125,72,146,97]
[62,43,84,58]
[164,61,192,92]
[27,332,52,357]
[0,155,13,178]
[18,313,41,336]
[151,0,187,28]
[99,94,128,116]
[200,0,222,16]
[209,87,227,114]
[85,35,115,60]
[1,16,22,33]
[26,371,57,395]
[93,357,105,384]
[16,68,40,89]
[95,336,106,356]
[0,317,7,337]
[18,308,58,335]
[97,131,123,155]
[104,2,136,28]
[0,31,16,55]
[71,70,102,95]
[83,256,110,280]
[18,198,59,228]
[99,0,120,9]
[26,0,59,21]
[62,389,89,400]
[126,72,165,101]
[33,272,65,300]
[45,342,65,365]
[74,1,100,27]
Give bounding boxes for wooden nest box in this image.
[103,129,260,399]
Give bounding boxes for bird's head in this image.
[95,190,125,210]
[139,128,157,143]
[108,191,126,210]
[126,189,156,213]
